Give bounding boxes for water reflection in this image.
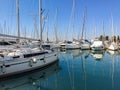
[106,50,119,56]
[66,49,82,57]
[1,50,120,90]
[81,53,87,90]
[90,50,105,60]
[65,49,106,60]
[111,55,114,90]
[0,61,60,90]
[59,50,120,90]
[82,50,91,59]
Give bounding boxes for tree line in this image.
[99,35,120,42]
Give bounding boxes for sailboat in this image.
[108,42,118,51]
[80,8,91,50]
[107,16,118,51]
[0,0,58,78]
[61,0,80,50]
[90,24,104,50]
[42,8,60,50]
[91,38,105,51]
[0,61,59,89]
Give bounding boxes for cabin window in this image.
[24,52,48,58]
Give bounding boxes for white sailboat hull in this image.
[60,44,66,51]
[91,40,104,51]
[91,46,104,51]
[108,43,118,51]
[81,44,90,50]
[65,44,80,50]
[0,52,58,78]
[0,61,59,90]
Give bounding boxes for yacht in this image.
[42,42,60,50]
[80,9,91,50]
[0,39,16,50]
[80,39,91,50]
[65,41,80,50]
[107,15,118,51]
[0,46,58,78]
[60,41,80,50]
[0,61,59,89]
[91,39,104,51]
[108,42,118,51]
[60,41,66,51]
[0,0,59,78]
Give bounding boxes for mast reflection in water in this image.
[59,50,120,90]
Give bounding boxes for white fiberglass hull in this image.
[91,40,104,51]
[60,44,66,50]
[91,46,104,51]
[108,44,118,51]
[81,44,90,50]
[0,52,58,78]
[0,61,59,90]
[66,44,80,50]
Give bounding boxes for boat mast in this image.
[46,11,49,42]
[81,8,86,40]
[72,0,75,40]
[33,15,37,39]
[102,21,105,41]
[16,0,20,42]
[111,15,114,42]
[54,8,58,43]
[47,29,49,42]
[39,0,43,44]
[102,21,105,37]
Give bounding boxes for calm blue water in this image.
[1,49,120,90]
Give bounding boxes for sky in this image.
[0,0,120,41]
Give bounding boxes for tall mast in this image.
[54,8,58,43]
[102,21,105,37]
[111,16,113,37]
[81,8,87,40]
[33,15,37,39]
[16,0,20,41]
[47,12,49,42]
[102,21,105,41]
[72,0,75,40]
[39,0,43,43]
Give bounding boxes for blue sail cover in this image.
[82,39,91,44]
